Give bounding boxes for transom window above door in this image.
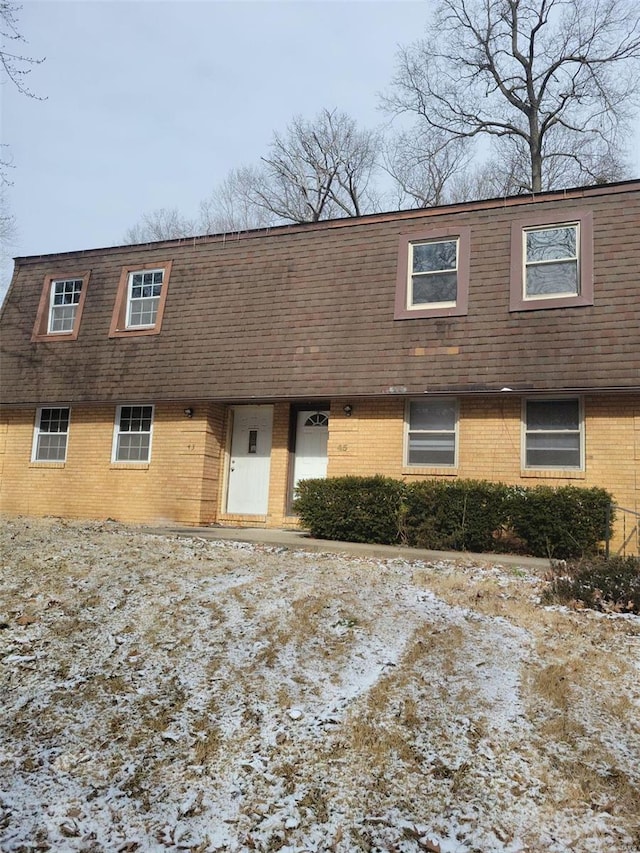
[304,412,329,427]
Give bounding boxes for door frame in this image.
[223,404,274,517]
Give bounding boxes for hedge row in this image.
[293,476,614,558]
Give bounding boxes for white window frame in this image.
[405,398,458,468]
[126,269,165,329]
[31,407,70,463]
[47,278,84,334]
[523,222,579,301]
[408,238,459,310]
[522,397,584,471]
[112,404,154,463]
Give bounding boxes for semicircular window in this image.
[304,412,329,427]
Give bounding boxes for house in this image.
[1,181,639,553]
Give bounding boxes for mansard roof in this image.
[2,180,639,406]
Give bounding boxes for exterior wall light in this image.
[343,404,353,417]
[184,407,194,418]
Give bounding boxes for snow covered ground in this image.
[1,516,639,852]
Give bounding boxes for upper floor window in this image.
[48,278,84,333]
[510,211,593,311]
[395,227,470,320]
[112,405,154,462]
[405,398,457,467]
[127,269,164,327]
[109,261,173,338]
[31,271,91,342]
[523,398,583,470]
[32,407,70,462]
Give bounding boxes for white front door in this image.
[292,410,329,493]
[226,406,273,515]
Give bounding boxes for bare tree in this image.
[248,108,381,222]
[199,166,277,233]
[384,0,640,193]
[0,187,17,304]
[1,1,44,97]
[383,127,473,208]
[123,208,197,244]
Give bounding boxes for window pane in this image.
[39,408,69,433]
[526,261,578,296]
[36,434,67,461]
[526,433,580,468]
[526,226,576,262]
[116,434,150,462]
[410,400,456,431]
[527,400,579,431]
[50,305,77,332]
[412,271,457,304]
[408,432,455,465]
[412,240,457,273]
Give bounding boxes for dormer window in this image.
[31,271,91,342]
[510,211,593,311]
[109,261,172,337]
[395,227,470,319]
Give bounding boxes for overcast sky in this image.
[2,0,640,284]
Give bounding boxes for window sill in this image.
[395,304,467,321]
[29,462,65,469]
[108,327,162,338]
[509,294,593,312]
[402,466,457,477]
[110,462,150,470]
[31,332,80,343]
[520,469,585,480]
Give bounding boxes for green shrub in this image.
[293,475,614,558]
[292,475,405,544]
[403,479,510,552]
[508,485,613,559]
[542,556,640,614]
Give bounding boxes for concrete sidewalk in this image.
[146,524,551,570]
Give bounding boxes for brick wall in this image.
[327,394,639,554]
[0,403,222,525]
[1,395,637,552]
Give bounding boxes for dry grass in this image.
[1,516,639,853]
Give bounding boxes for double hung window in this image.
[127,269,164,328]
[31,271,90,342]
[109,261,172,337]
[524,225,578,298]
[48,278,84,333]
[410,239,458,307]
[395,228,470,319]
[113,405,154,462]
[510,212,593,311]
[32,407,70,462]
[523,399,582,469]
[406,399,457,467]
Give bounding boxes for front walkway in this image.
[145,524,551,570]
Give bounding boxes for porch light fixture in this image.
[343,404,353,417]
[184,407,194,418]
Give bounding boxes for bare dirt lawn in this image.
[1,516,639,852]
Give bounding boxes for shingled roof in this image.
[2,181,639,406]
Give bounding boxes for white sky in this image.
[2,0,432,264]
[2,0,640,273]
